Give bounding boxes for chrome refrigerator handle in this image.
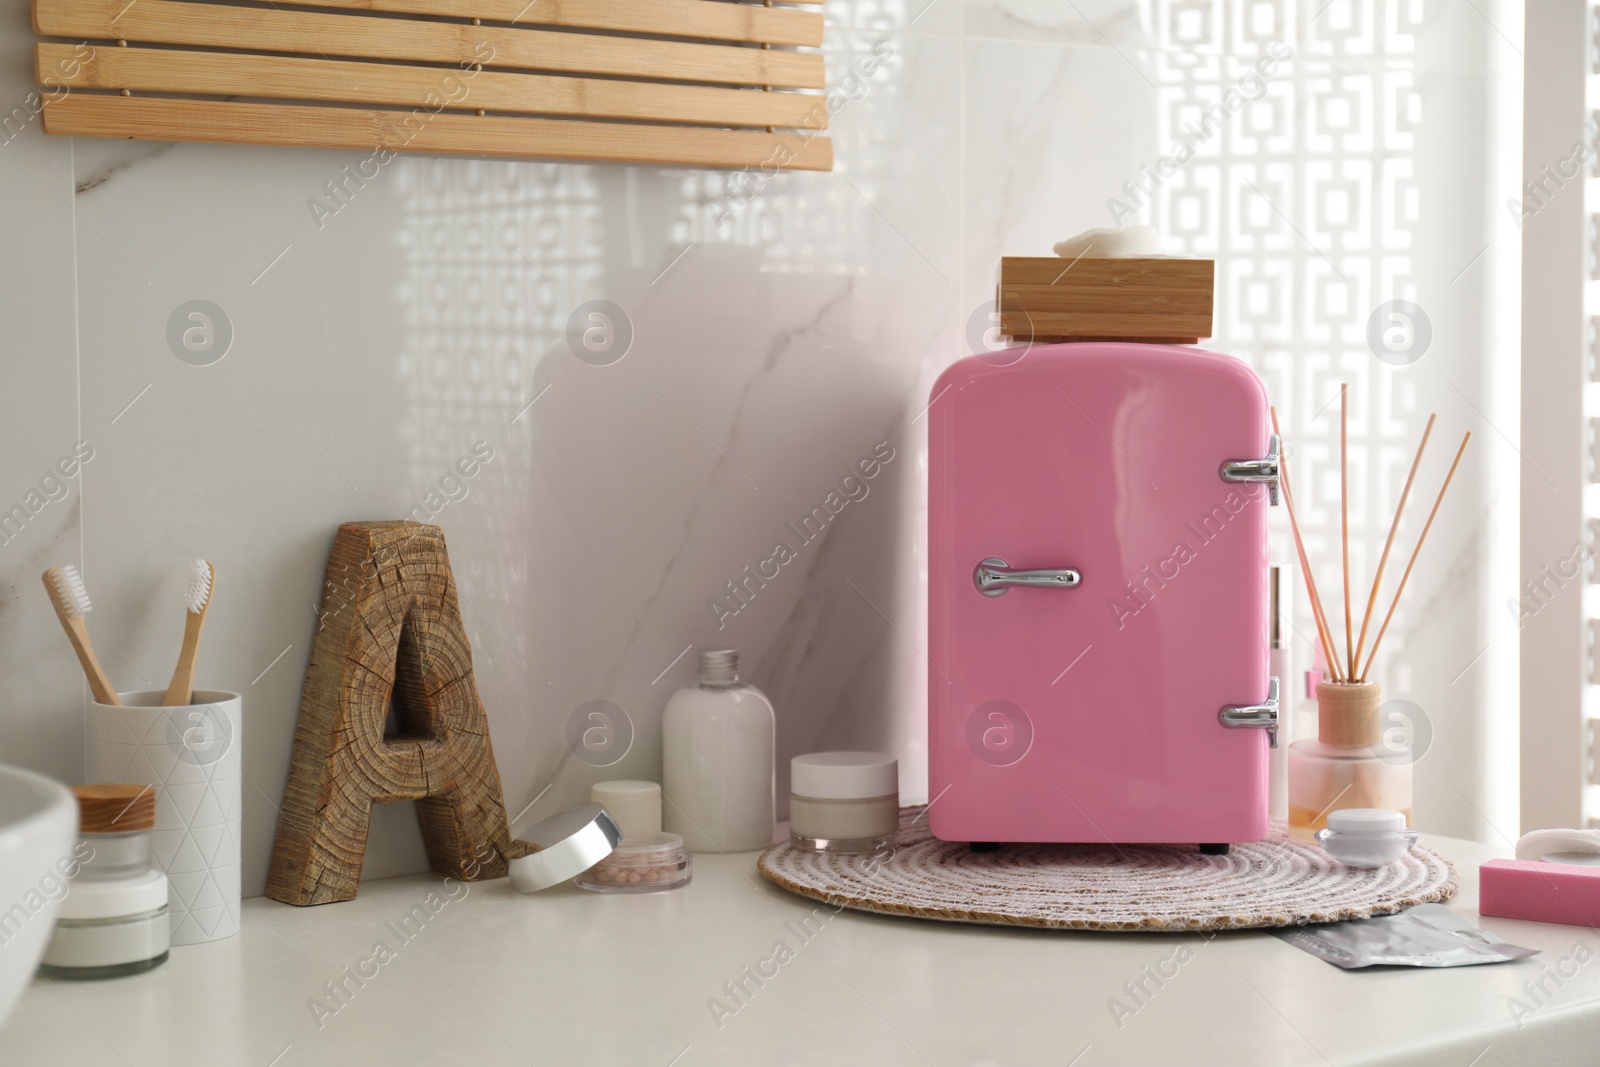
[973,557,1082,597]
[1220,433,1281,505]
[1219,676,1280,748]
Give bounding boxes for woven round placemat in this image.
[758,807,1457,932]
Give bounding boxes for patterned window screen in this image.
[1152,0,1424,676]
[1145,0,1516,838]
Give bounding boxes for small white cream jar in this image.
[1315,808,1419,868]
[40,785,170,980]
[40,872,170,979]
[789,752,898,854]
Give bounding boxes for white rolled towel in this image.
[1052,225,1166,259]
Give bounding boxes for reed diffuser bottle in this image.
[1287,681,1410,837]
[1276,388,1469,840]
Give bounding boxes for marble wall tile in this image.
[965,0,1149,49]
[961,39,1161,317]
[0,32,81,781]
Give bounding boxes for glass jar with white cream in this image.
[789,752,898,854]
[39,784,170,980]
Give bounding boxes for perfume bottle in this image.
[1287,681,1411,840]
[1267,565,1292,823]
[662,649,775,852]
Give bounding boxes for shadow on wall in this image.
[370,150,923,869]
[348,157,605,870]
[519,240,921,819]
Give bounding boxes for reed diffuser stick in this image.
[1273,411,1341,678]
[1271,407,1345,681]
[1351,414,1436,676]
[1283,480,1342,680]
[1340,384,1353,680]
[1358,431,1472,682]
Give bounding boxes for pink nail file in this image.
[1479,860,1600,928]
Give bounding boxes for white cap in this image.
[1325,808,1406,834]
[790,752,898,800]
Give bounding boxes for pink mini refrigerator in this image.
[927,342,1280,850]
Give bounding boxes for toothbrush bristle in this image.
[185,559,212,614]
[52,565,92,618]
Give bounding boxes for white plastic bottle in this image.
[662,649,775,852]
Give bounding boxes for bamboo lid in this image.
[1317,682,1381,748]
[72,784,156,833]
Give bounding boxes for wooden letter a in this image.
[268,521,530,906]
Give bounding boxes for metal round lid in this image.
[507,803,622,894]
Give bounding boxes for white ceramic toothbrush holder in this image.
[88,690,242,945]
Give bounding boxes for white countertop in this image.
[8,834,1599,1067]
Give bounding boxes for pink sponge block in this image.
[1480,859,1600,927]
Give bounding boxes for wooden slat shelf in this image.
[42,94,835,169]
[261,0,825,47]
[36,43,829,129]
[35,0,825,87]
[32,0,833,168]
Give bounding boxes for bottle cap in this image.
[791,751,899,800]
[1316,681,1381,747]
[698,649,739,686]
[73,784,155,834]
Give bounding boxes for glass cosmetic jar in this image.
[789,752,898,854]
[1315,808,1419,868]
[574,833,691,893]
[40,785,170,980]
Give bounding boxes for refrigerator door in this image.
[928,343,1272,844]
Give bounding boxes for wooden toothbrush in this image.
[164,559,215,706]
[42,565,120,706]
